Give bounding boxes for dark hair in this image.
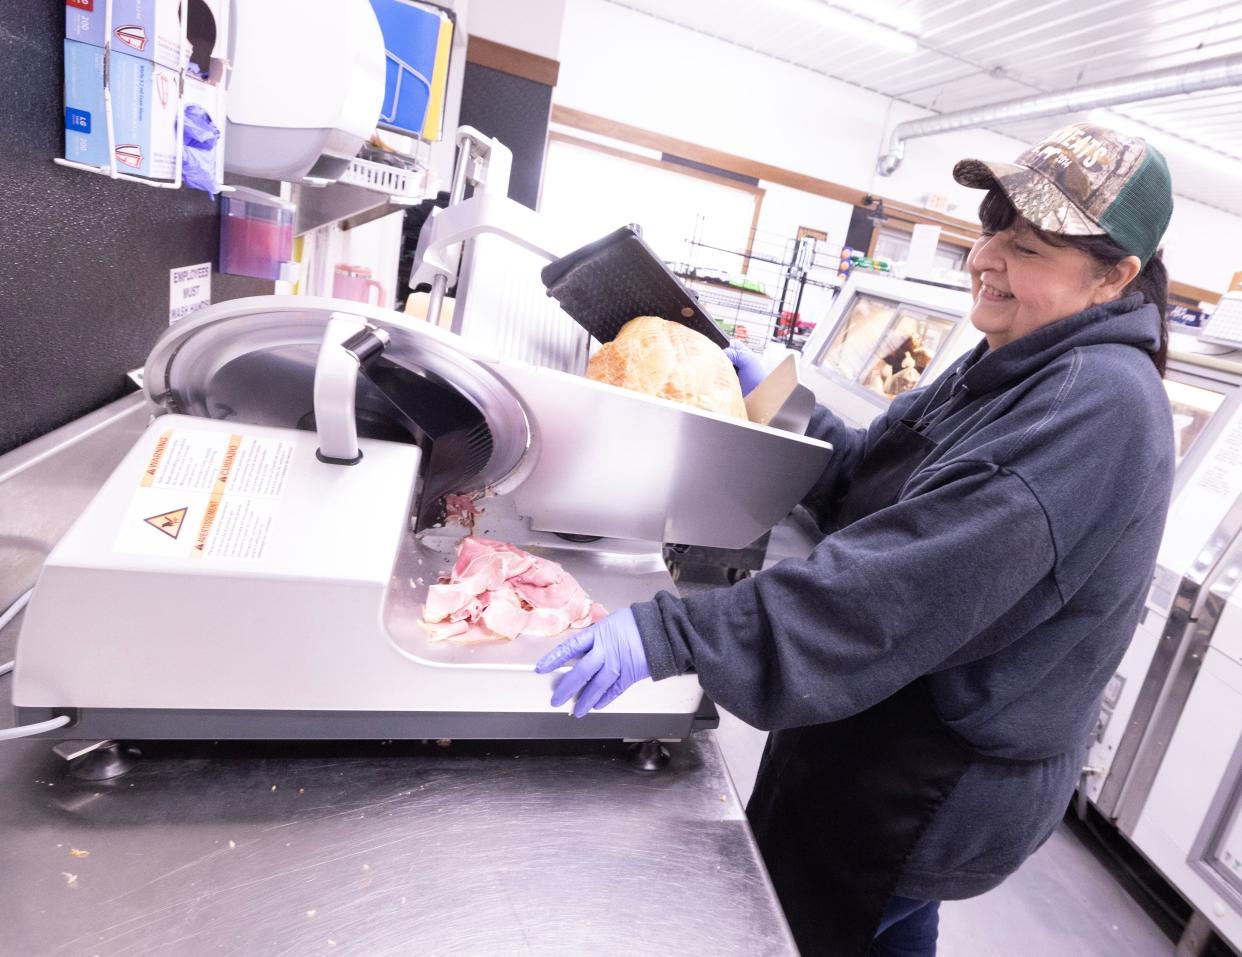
[978,188,1169,376]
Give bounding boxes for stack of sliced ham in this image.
[419,537,608,643]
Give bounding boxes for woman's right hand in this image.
[724,344,766,396]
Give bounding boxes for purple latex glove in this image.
[724,345,765,396]
[181,104,221,195]
[534,608,650,718]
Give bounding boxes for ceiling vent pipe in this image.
[876,53,1242,176]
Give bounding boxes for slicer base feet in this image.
[56,741,139,781]
[627,739,671,771]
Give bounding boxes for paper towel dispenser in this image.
[224,0,386,181]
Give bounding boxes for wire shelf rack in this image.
[677,218,844,353]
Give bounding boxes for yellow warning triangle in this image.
[144,507,188,540]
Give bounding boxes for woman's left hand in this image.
[724,344,766,396]
[535,608,651,717]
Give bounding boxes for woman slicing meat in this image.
[536,123,1176,957]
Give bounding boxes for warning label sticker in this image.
[144,507,188,539]
[117,426,294,561]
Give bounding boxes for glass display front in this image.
[1164,378,1228,469]
[814,294,956,401]
[1208,772,1242,897]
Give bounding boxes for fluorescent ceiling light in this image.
[767,0,919,54]
[835,0,921,33]
[1088,109,1242,177]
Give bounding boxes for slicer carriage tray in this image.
[384,494,673,669]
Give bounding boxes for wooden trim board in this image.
[552,105,985,240]
[467,36,560,87]
[551,106,1218,304]
[552,105,866,206]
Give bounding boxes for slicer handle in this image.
[313,314,390,465]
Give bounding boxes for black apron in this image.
[746,420,972,957]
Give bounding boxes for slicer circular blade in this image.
[143,296,531,498]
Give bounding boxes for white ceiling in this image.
[604,0,1242,217]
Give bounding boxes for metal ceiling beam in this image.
[877,53,1242,175]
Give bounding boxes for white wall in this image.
[558,1,902,190]
[753,185,852,262]
[1162,197,1241,300]
[555,2,1027,210]
[468,0,566,59]
[555,0,1242,296]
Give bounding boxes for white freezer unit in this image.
[1128,558,1242,954]
[1083,352,1242,823]
[799,273,979,429]
[12,296,832,742]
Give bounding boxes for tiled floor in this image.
[714,709,1179,957]
[936,824,1174,957]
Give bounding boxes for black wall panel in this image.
[845,204,880,254]
[0,4,272,455]
[457,62,553,211]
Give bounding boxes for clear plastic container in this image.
[219,188,295,280]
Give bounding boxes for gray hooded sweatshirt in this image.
[634,293,1175,899]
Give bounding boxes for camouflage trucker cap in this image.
[953,122,1174,265]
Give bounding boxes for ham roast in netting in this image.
[586,316,747,420]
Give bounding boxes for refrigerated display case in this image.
[1127,562,1242,953]
[1166,376,1230,472]
[800,273,977,427]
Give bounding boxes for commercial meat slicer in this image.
[13,294,833,742]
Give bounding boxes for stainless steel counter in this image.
[0,397,795,956]
[0,737,791,955]
[0,612,792,956]
[0,747,793,956]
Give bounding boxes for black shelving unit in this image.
[676,218,842,352]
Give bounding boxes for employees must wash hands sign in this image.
[169,262,212,323]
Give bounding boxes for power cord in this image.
[0,587,32,676]
[0,715,72,740]
[0,587,73,739]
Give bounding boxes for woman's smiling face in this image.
[966,219,1138,350]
